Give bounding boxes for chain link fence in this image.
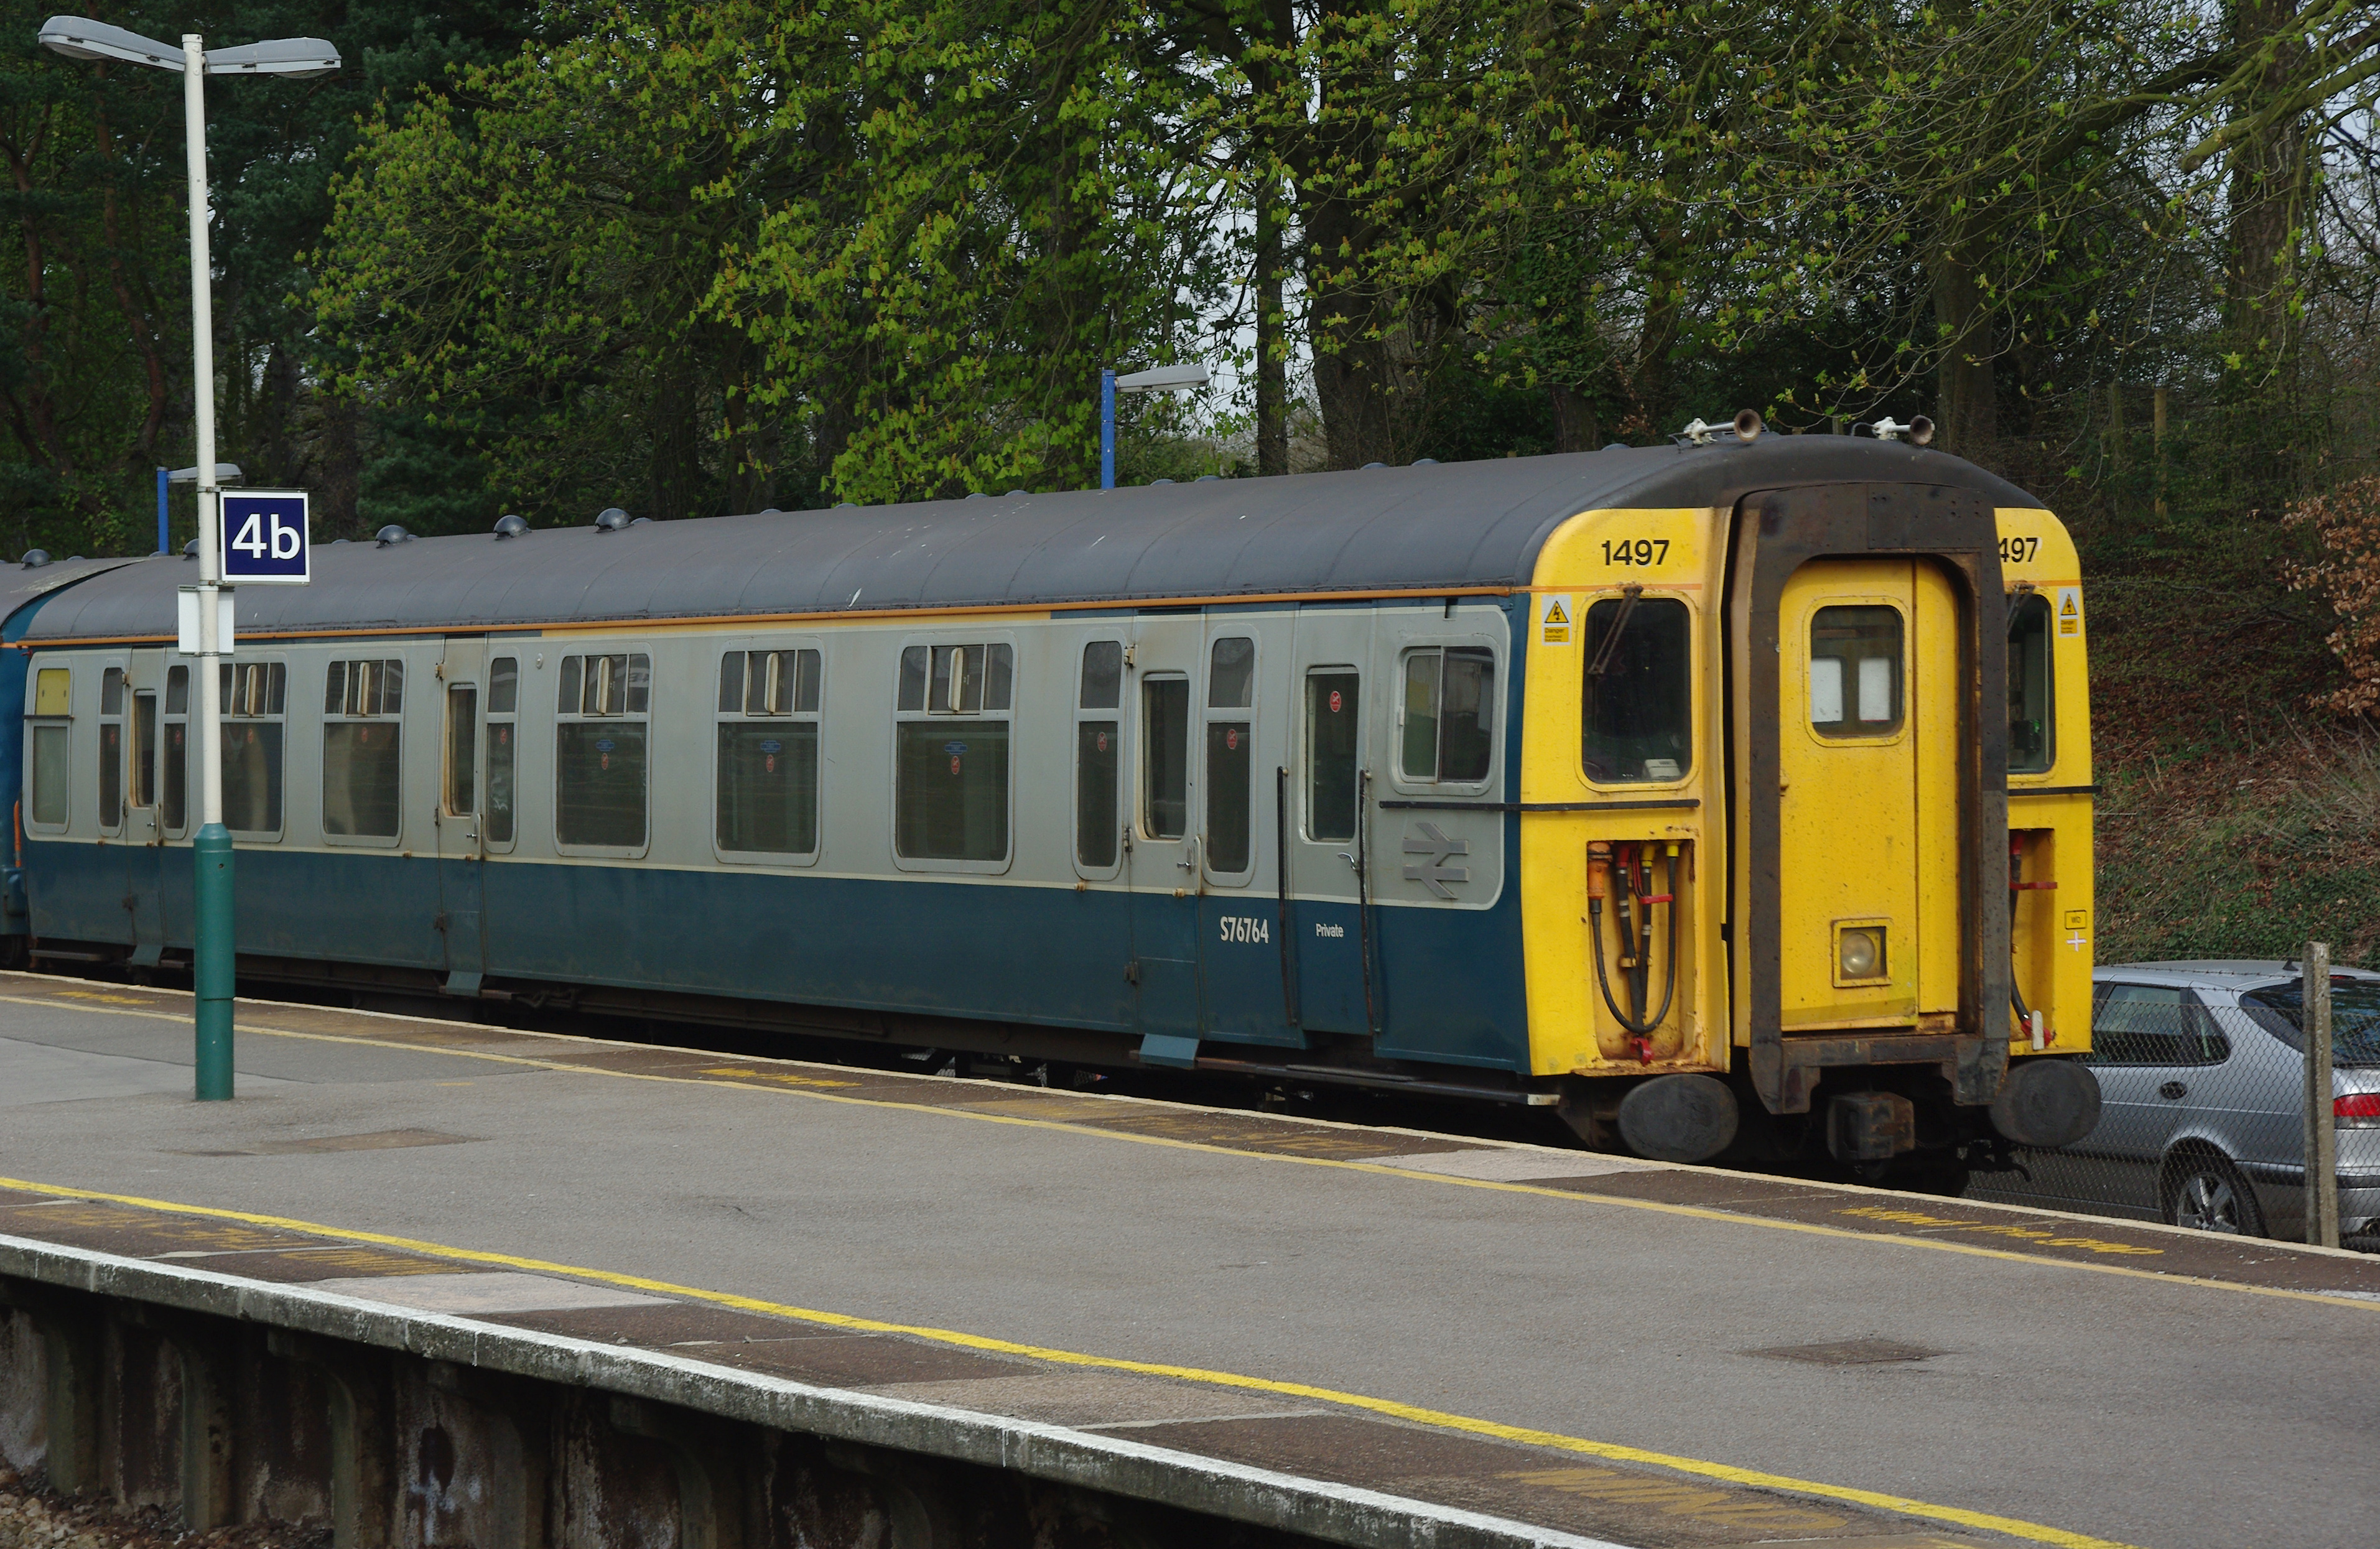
[1964,955,2380,1250]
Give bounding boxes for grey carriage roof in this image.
[0,557,142,630]
[19,439,2041,643]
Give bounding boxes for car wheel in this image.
[2163,1155,2264,1237]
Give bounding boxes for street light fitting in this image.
[201,39,342,78]
[1115,363,1211,394]
[37,17,340,77]
[166,463,243,486]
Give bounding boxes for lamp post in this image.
[1101,364,1212,488]
[39,18,338,1100]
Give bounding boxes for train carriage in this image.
[0,431,2101,1170]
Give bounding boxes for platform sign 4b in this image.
[219,490,311,584]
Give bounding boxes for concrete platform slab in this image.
[0,971,2373,1549]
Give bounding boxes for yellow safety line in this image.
[4,990,2376,1314]
[0,1175,2136,1549]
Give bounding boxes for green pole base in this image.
[193,824,235,1101]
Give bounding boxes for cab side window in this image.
[1583,597,1691,783]
[2009,592,2055,773]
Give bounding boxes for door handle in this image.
[2158,1081,2187,1100]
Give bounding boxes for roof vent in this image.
[20,549,49,569]
[493,513,529,539]
[1005,488,1028,497]
[630,516,652,526]
[1602,442,1628,452]
[593,507,631,532]
[966,491,988,500]
[1149,478,1174,486]
[759,507,785,516]
[1361,461,1387,469]
[1195,473,1220,482]
[182,539,198,559]
[1411,458,1438,467]
[833,501,855,508]
[374,524,412,546]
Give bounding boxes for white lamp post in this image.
[37,17,338,1100]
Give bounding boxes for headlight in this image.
[1839,928,1883,980]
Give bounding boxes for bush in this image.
[2287,476,2380,716]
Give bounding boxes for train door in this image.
[121,648,166,962]
[434,640,489,994]
[1126,615,1204,1051]
[1194,616,1298,1045]
[1775,559,1961,1031]
[1286,607,1375,1035]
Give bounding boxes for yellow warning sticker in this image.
[2057,586,2082,636]
[1541,595,1572,646]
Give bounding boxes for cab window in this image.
[1583,597,1691,783]
[1809,605,1904,738]
[2009,592,2054,773]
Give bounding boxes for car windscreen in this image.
[2238,981,2380,1066]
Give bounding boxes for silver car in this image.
[1967,961,2380,1244]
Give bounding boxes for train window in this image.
[1204,638,1255,876]
[555,653,651,850]
[1400,647,1494,783]
[98,667,124,832]
[2009,592,2055,773]
[1809,605,1904,738]
[445,685,478,817]
[1305,671,1360,843]
[559,653,648,717]
[219,662,286,835]
[323,658,404,840]
[895,640,1012,865]
[1583,597,1692,783]
[162,666,187,834]
[914,643,1013,715]
[717,648,823,858]
[1141,676,1190,840]
[131,691,156,809]
[29,667,68,829]
[325,659,404,717]
[34,666,68,717]
[1080,641,1123,710]
[485,658,519,847]
[1076,642,1123,872]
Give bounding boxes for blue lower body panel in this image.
[24,841,1531,1071]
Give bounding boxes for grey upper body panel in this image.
[21,440,2042,643]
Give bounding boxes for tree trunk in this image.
[1930,238,1996,458]
[1251,0,1294,478]
[2220,0,2310,393]
[1549,384,1598,453]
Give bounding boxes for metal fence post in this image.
[2304,941,2339,1249]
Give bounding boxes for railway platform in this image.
[2,972,2375,1549]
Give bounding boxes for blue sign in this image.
[219,490,310,584]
